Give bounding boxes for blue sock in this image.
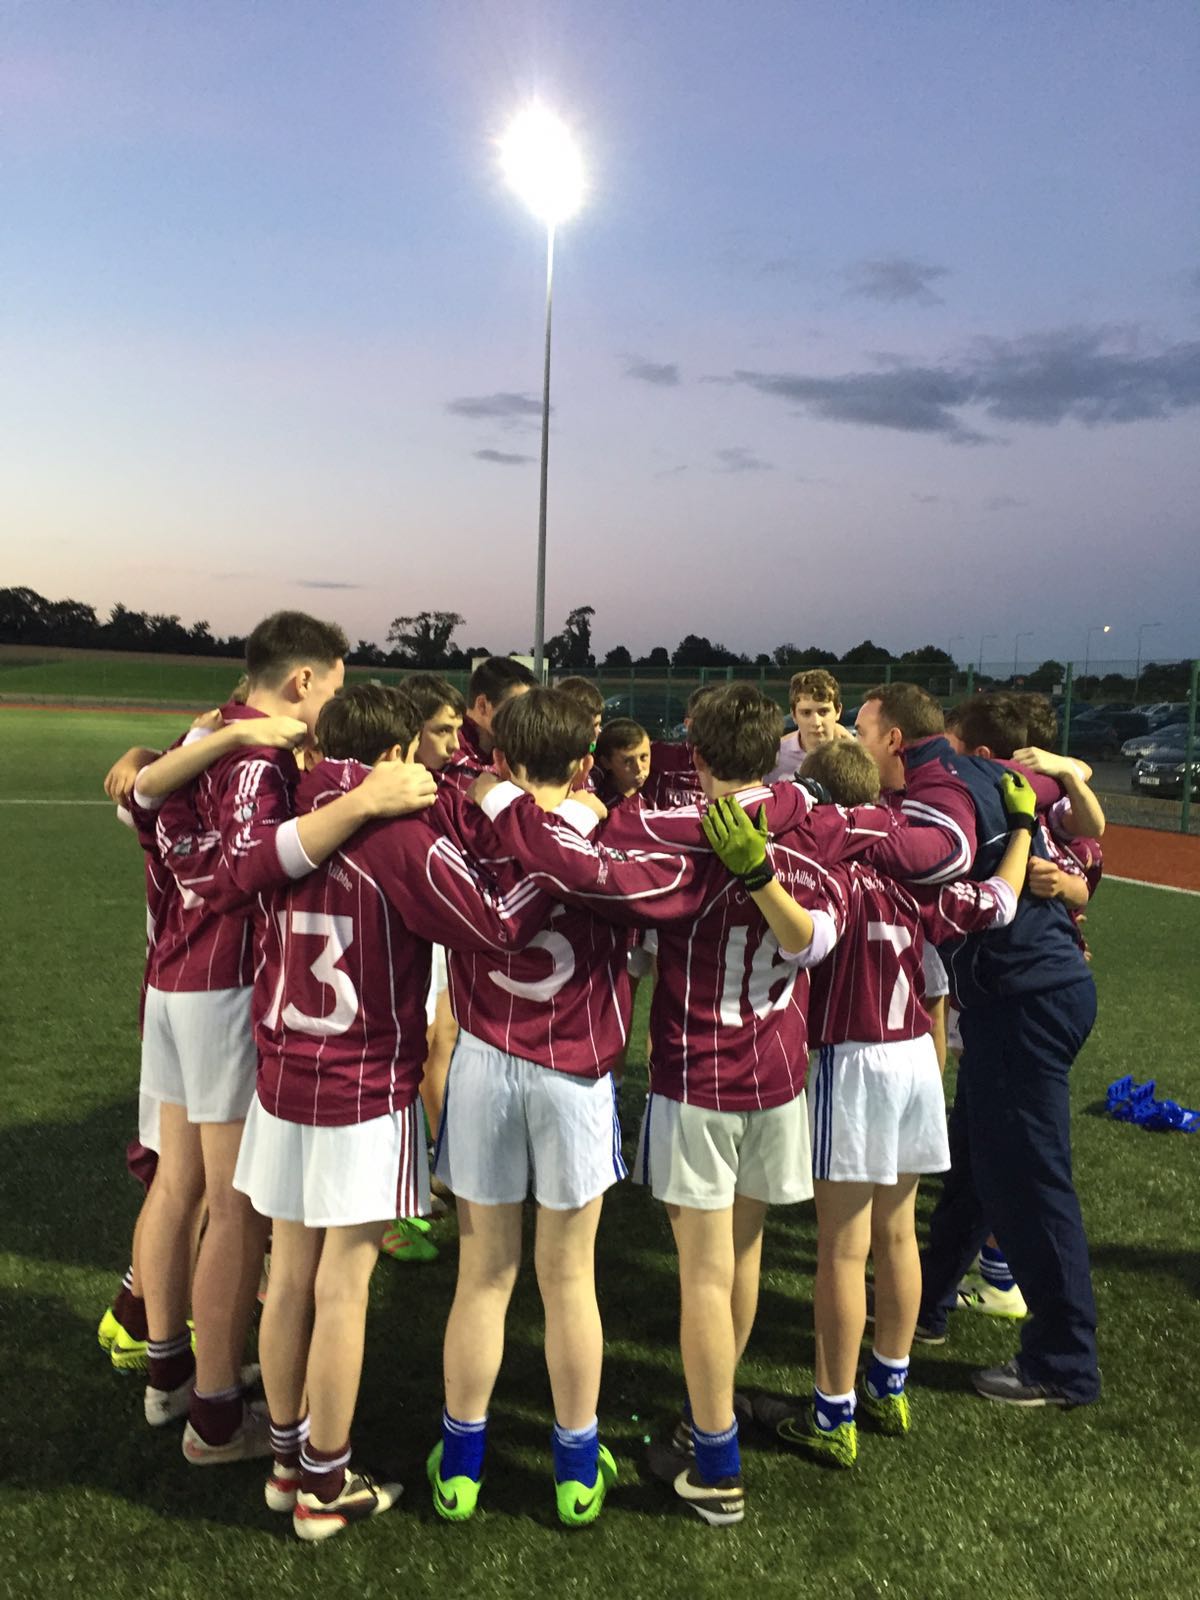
[552,1416,599,1487]
[440,1410,487,1481]
[812,1387,856,1431]
[691,1418,740,1483]
[865,1351,909,1400]
[979,1243,1016,1292]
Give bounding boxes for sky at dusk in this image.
[4,0,1199,669]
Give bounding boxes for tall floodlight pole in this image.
[1135,621,1162,699]
[500,105,585,681]
[1083,623,1111,680]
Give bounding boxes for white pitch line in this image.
[0,798,113,806]
[1106,873,1200,898]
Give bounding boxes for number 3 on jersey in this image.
[264,910,359,1036]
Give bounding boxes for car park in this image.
[1131,732,1200,799]
[1122,721,1193,762]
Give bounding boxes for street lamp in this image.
[500,104,586,681]
[1135,622,1162,699]
[1083,623,1111,680]
[978,633,997,674]
[1013,631,1033,677]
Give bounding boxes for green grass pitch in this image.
[1,707,1197,1600]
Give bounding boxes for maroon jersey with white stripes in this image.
[128,740,256,994]
[808,862,932,1047]
[439,717,495,795]
[918,875,1017,946]
[643,741,703,810]
[255,761,552,1126]
[483,783,864,1110]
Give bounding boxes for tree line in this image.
[1,587,1189,699]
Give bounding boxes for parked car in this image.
[1121,721,1193,762]
[1064,715,1126,762]
[1131,734,1200,800]
[1149,702,1191,728]
[1082,701,1133,718]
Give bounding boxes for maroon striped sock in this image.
[300,1439,351,1502]
[147,1331,194,1393]
[113,1287,148,1342]
[269,1415,309,1470]
[189,1385,244,1446]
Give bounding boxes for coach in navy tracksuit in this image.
[857,685,1100,1407]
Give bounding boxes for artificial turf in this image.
[1,707,1197,1600]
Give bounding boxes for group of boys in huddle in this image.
[97,616,1106,1537]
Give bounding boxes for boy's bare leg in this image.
[305,1222,385,1451]
[442,1199,523,1420]
[418,990,458,1141]
[259,1219,322,1428]
[140,1103,205,1341]
[812,1180,874,1396]
[668,1203,737,1434]
[534,1197,604,1428]
[192,1121,270,1391]
[870,1175,922,1360]
[731,1194,769,1364]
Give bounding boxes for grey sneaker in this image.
[971,1358,1070,1407]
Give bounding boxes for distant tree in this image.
[0,586,51,641]
[348,638,386,666]
[636,646,671,671]
[103,603,153,649]
[840,639,896,666]
[545,606,596,670]
[603,644,632,669]
[772,643,837,668]
[1025,658,1066,691]
[900,645,955,666]
[386,610,465,663]
[460,645,493,664]
[146,614,190,652]
[754,653,771,667]
[672,634,715,668]
[42,598,99,648]
[187,619,215,654]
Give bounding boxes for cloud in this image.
[474,448,534,466]
[623,356,681,386]
[911,493,944,504]
[654,464,689,478]
[845,255,950,306]
[983,494,1028,511]
[446,392,545,420]
[732,326,1200,444]
[715,446,773,473]
[295,580,363,590]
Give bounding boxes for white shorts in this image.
[635,1092,813,1211]
[140,985,257,1124]
[425,944,449,1027]
[433,1030,626,1211]
[233,1095,430,1228]
[138,1091,162,1154]
[808,1035,950,1186]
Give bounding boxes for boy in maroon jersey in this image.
[128,613,438,1464]
[593,717,652,810]
[234,684,551,1540]
[748,742,1036,1464]
[555,675,605,740]
[440,655,537,793]
[429,689,672,1528]
[641,683,720,809]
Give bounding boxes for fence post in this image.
[1059,663,1074,758]
[1181,658,1199,836]
[883,662,893,685]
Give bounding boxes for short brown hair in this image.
[687,682,721,716]
[688,682,783,782]
[469,655,537,706]
[1019,692,1058,748]
[403,671,467,722]
[555,676,605,720]
[492,687,594,785]
[316,684,421,765]
[790,669,842,711]
[595,717,648,768]
[800,740,881,806]
[245,611,348,689]
[863,682,945,742]
[954,693,1028,760]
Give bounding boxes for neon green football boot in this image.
[97,1306,121,1353]
[556,1444,618,1528]
[427,1441,482,1522]
[859,1386,911,1436]
[381,1217,439,1263]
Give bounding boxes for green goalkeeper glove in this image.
[1001,771,1037,833]
[700,796,775,891]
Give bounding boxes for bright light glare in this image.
[500,105,585,226]
[1103,624,1111,633]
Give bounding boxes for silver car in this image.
[1121,721,1192,762]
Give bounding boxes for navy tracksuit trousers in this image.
[919,975,1101,1403]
